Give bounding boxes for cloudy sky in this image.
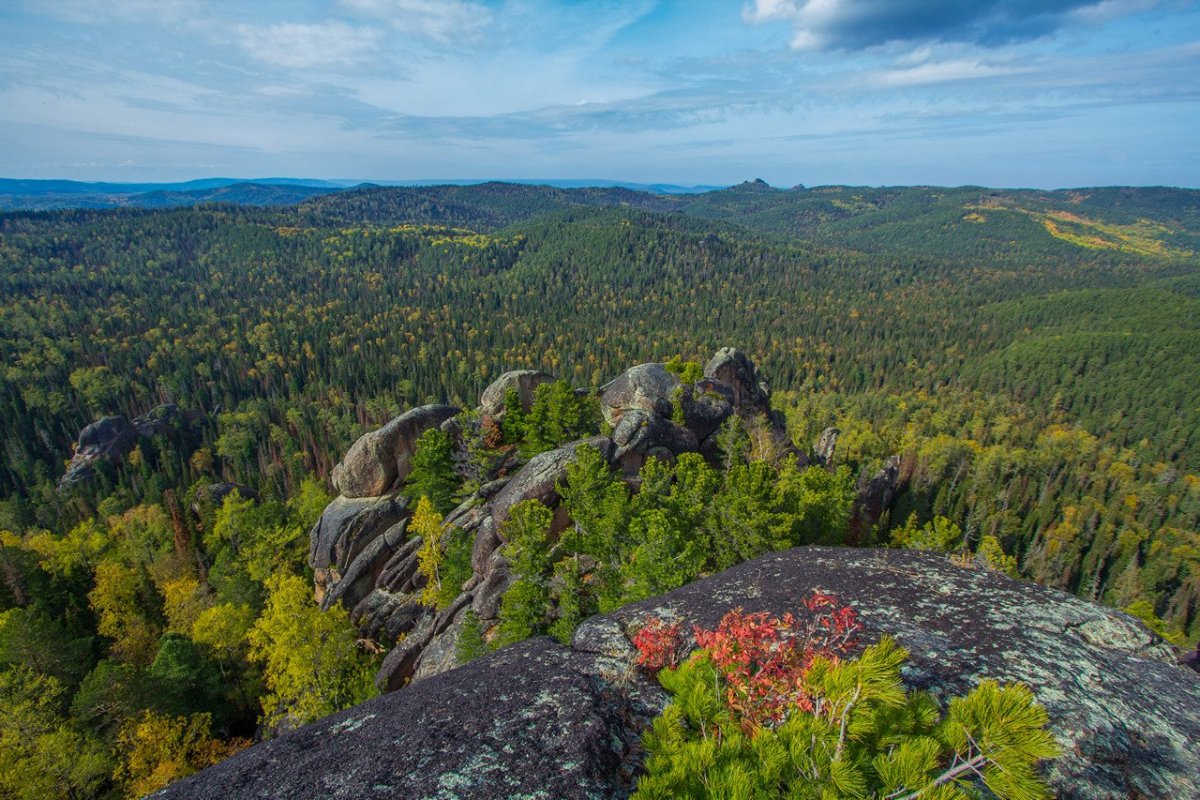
[1,0,1197,187]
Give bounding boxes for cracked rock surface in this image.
[157,547,1200,800]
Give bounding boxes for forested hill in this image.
[1,180,1198,797]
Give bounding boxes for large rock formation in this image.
[59,404,202,491]
[479,369,554,424]
[331,404,459,498]
[309,348,798,691]
[155,547,1200,800]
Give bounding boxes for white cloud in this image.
[236,21,381,70]
[872,59,1028,87]
[1068,0,1160,24]
[28,0,203,25]
[341,0,492,43]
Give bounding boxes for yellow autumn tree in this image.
[247,573,377,729]
[412,496,444,607]
[115,710,247,798]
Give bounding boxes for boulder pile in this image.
[308,348,851,690]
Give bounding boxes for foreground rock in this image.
[158,547,1199,800]
[153,637,653,800]
[479,369,554,424]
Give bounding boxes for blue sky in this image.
[1,0,1197,187]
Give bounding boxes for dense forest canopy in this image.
[0,181,1197,797]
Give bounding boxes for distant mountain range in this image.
[0,177,725,211]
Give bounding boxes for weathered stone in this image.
[600,363,679,427]
[59,406,204,492]
[479,370,555,422]
[131,403,200,438]
[814,426,840,466]
[322,518,414,612]
[470,553,512,620]
[351,588,427,644]
[850,454,903,541]
[678,379,734,440]
[703,346,770,415]
[332,404,459,498]
[308,494,408,599]
[154,638,647,800]
[58,415,137,490]
[470,517,500,575]
[610,410,697,461]
[490,436,614,530]
[377,613,439,691]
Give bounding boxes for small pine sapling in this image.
[631,592,1058,799]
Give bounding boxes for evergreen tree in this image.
[407,428,459,516]
[495,500,554,646]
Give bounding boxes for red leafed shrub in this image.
[633,591,862,731]
[632,618,686,671]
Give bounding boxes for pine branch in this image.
[885,752,988,800]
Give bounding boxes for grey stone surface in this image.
[332,404,459,498]
[703,346,770,415]
[600,362,680,427]
[479,370,555,422]
[157,547,1199,800]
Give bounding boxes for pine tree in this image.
[495,500,554,646]
[407,429,459,516]
[633,611,1059,800]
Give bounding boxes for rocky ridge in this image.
[307,348,904,690]
[153,546,1200,800]
[58,404,203,491]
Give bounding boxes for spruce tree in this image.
[407,428,459,516]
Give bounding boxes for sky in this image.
[0,0,1198,188]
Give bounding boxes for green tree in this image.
[707,461,790,570]
[407,428,459,515]
[777,461,856,546]
[69,365,123,414]
[634,636,1058,799]
[495,500,554,646]
[0,666,111,800]
[0,607,91,685]
[247,573,377,729]
[523,380,598,454]
[891,513,964,553]
[456,611,489,665]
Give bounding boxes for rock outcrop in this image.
[308,348,800,691]
[59,405,202,491]
[814,426,840,466]
[479,370,554,424]
[156,547,1200,800]
[704,346,771,416]
[331,404,459,498]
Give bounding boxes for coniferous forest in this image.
[1,181,1198,798]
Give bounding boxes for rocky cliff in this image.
[153,547,1200,800]
[307,348,881,690]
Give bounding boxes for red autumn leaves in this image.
[633,591,862,731]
